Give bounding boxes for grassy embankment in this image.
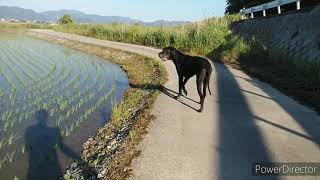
[0,23,52,32]
[53,16,320,112]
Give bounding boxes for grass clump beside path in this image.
[27,32,167,180]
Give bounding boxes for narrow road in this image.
[29,29,320,180]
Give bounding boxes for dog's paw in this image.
[175,95,181,100]
[183,89,188,96]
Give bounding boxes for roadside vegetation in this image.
[53,15,241,55]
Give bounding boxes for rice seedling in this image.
[50,109,55,117]
[8,133,20,145]
[0,53,27,88]
[0,156,7,169]
[70,123,74,133]
[0,66,15,88]
[0,88,4,98]
[7,151,15,163]
[21,145,25,154]
[59,100,68,111]
[1,46,38,83]
[0,139,4,150]
[3,122,10,132]
[64,126,70,137]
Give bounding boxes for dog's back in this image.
[183,55,212,95]
[182,55,212,75]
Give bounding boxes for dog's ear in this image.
[169,47,176,51]
[169,48,175,58]
[169,47,177,58]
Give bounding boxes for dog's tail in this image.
[206,66,212,96]
[208,81,212,95]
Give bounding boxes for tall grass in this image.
[53,15,241,55]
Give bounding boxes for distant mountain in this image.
[0,6,48,21]
[0,6,189,26]
[39,9,143,24]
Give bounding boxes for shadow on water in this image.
[25,109,81,180]
[129,83,200,112]
[213,62,279,180]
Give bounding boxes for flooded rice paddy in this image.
[0,32,128,180]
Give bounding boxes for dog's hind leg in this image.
[197,70,206,112]
[202,76,208,110]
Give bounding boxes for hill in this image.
[0,6,188,26]
[0,6,48,21]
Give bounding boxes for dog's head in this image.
[158,47,176,61]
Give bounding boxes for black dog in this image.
[159,47,212,112]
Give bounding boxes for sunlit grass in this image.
[53,15,241,55]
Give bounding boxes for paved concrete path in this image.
[29,29,320,180]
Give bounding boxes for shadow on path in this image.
[129,83,200,112]
[250,80,320,147]
[254,115,317,143]
[214,63,279,180]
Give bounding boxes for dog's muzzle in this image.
[158,52,166,61]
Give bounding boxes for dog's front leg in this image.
[176,75,183,99]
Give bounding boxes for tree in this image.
[58,14,73,24]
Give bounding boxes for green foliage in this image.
[54,15,241,55]
[214,35,250,64]
[58,14,73,25]
[0,23,53,30]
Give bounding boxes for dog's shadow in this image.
[129,83,200,112]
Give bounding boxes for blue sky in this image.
[0,0,227,22]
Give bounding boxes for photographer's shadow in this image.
[25,109,80,180]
